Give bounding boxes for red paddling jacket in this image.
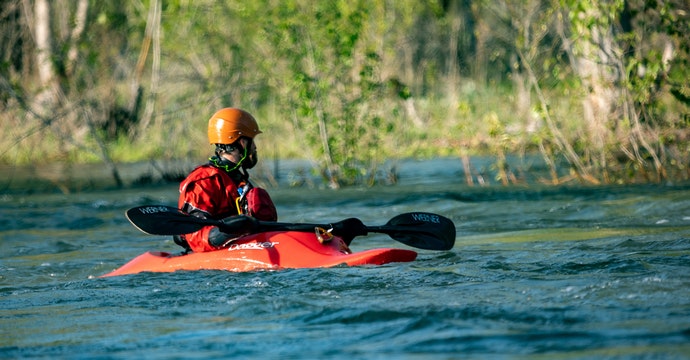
[176,162,277,252]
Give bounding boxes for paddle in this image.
[125,205,456,251]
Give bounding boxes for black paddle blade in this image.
[373,212,456,250]
[125,205,219,235]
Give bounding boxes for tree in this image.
[2,0,127,188]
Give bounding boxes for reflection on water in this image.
[1,159,690,358]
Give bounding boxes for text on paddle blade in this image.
[138,206,172,214]
[411,213,441,224]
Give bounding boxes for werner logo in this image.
[411,213,441,224]
[138,206,170,214]
[227,242,278,251]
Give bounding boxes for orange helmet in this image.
[207,108,262,145]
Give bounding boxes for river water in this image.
[1,159,690,359]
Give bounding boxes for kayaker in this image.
[174,107,278,253]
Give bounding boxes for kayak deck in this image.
[102,231,417,277]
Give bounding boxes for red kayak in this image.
[102,230,417,277]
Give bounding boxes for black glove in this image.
[208,215,260,247]
[330,218,368,246]
[220,215,260,233]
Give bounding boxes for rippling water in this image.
[1,164,690,359]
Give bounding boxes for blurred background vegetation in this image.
[1,0,688,188]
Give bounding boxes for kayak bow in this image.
[101,230,417,277]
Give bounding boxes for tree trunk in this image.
[136,0,161,135]
[31,0,58,114]
[557,4,624,182]
[65,0,89,76]
[33,0,52,85]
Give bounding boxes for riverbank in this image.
[1,159,195,194]
[0,156,543,195]
[2,155,686,195]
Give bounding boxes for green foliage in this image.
[1,0,689,186]
[249,0,400,186]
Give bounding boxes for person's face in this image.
[221,138,257,166]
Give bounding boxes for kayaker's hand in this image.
[209,215,261,248]
[218,215,260,235]
[331,218,368,246]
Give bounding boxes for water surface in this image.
[1,162,689,359]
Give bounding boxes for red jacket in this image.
[177,164,276,252]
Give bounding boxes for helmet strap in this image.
[209,155,249,182]
[211,140,250,181]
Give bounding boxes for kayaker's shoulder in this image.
[182,164,225,182]
[179,165,228,192]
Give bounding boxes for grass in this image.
[2,82,688,187]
